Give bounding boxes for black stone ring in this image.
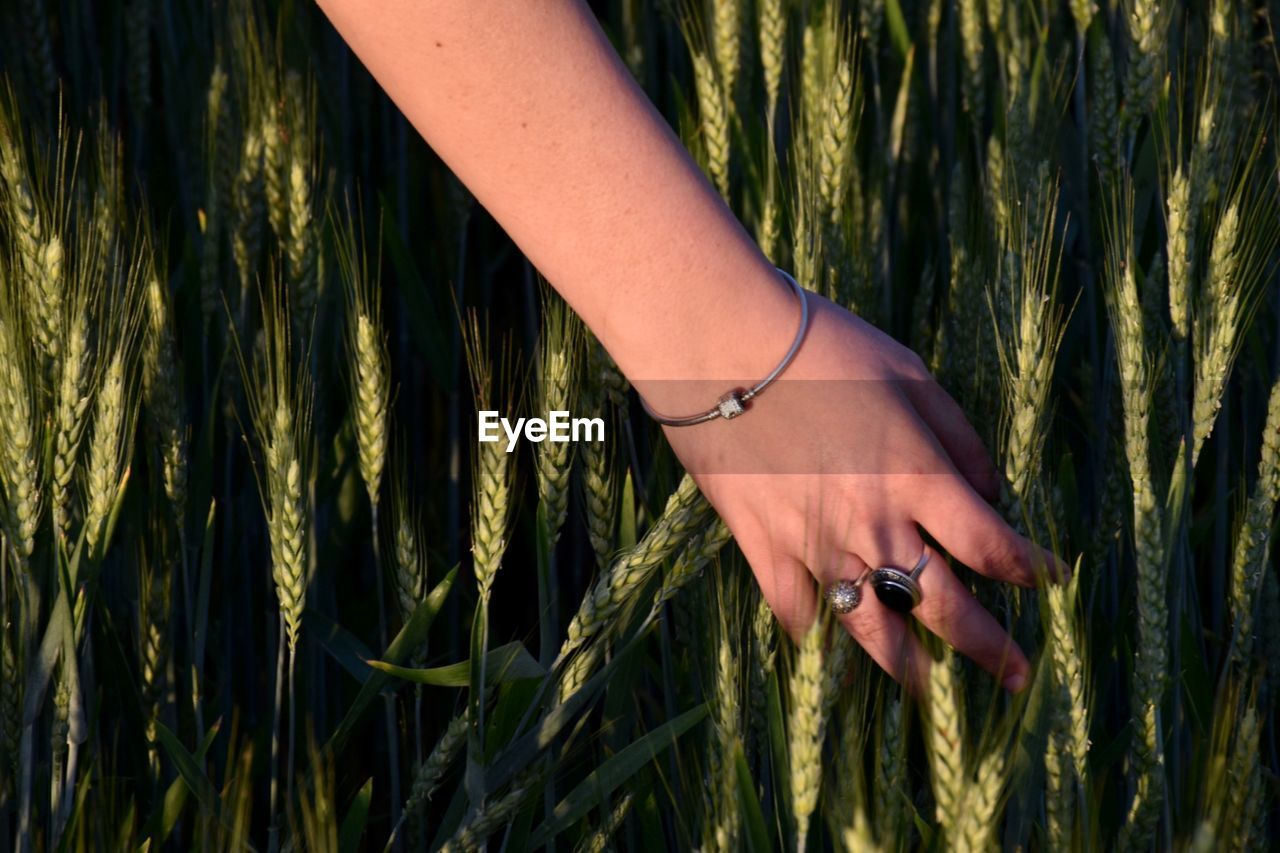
[868,545,931,613]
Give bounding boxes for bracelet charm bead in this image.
[717,390,746,419]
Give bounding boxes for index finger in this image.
[911,471,1069,587]
[899,376,1001,503]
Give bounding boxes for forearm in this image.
[315,0,793,388]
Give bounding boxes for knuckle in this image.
[980,531,1029,578]
[840,608,889,643]
[901,349,930,378]
[860,535,919,572]
[979,467,1002,500]
[917,586,968,631]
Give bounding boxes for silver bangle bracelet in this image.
[639,267,810,427]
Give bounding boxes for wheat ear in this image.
[704,599,741,852]
[1228,373,1280,662]
[926,650,966,840]
[461,313,515,603]
[1046,571,1090,849]
[650,517,733,614]
[232,126,265,294]
[955,748,1006,852]
[758,0,785,124]
[402,713,468,828]
[262,97,288,242]
[693,49,730,200]
[535,289,579,546]
[0,317,41,568]
[875,696,906,844]
[560,474,709,660]
[143,277,189,529]
[817,36,854,229]
[439,768,539,853]
[574,791,634,853]
[1087,29,1119,178]
[1107,187,1167,853]
[745,589,775,763]
[1120,0,1168,140]
[1191,203,1242,466]
[1228,705,1261,850]
[958,0,985,120]
[52,307,92,542]
[201,63,230,322]
[788,616,826,851]
[711,0,741,111]
[1070,0,1096,32]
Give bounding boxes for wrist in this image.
[598,257,802,418]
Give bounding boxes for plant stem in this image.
[14,570,38,853]
[268,614,285,853]
[372,502,403,852]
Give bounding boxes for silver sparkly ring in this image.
[825,545,932,616]
[639,267,809,427]
[824,572,868,615]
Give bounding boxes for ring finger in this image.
[820,551,929,692]
[857,526,1030,692]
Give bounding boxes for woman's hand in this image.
[314,0,1066,691]
[640,292,1067,692]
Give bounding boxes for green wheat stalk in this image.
[559,475,709,654]
[535,287,580,547]
[788,615,827,851]
[1120,0,1169,142]
[337,202,390,510]
[710,0,741,113]
[575,790,635,853]
[1104,182,1167,853]
[142,270,189,534]
[874,696,906,845]
[758,0,786,126]
[463,312,515,602]
[693,49,731,199]
[1227,372,1280,663]
[703,587,741,852]
[926,650,966,841]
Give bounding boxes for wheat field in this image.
[0,0,1278,850]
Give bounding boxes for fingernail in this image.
[1003,672,1027,693]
